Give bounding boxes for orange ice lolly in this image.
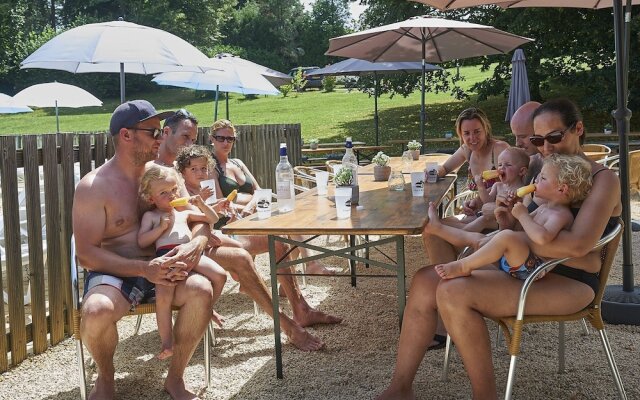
[169,197,189,207]
[226,189,238,202]
[481,170,499,181]
[516,184,536,198]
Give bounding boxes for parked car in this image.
[289,67,323,90]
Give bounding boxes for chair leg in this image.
[133,314,143,335]
[581,318,590,335]
[504,355,519,400]
[75,339,88,400]
[208,322,216,348]
[203,323,211,388]
[441,334,453,381]
[254,300,259,317]
[557,321,565,374]
[597,329,627,400]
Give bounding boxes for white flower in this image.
[407,140,422,150]
[372,151,390,166]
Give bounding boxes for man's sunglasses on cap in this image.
[165,108,197,125]
[528,123,575,147]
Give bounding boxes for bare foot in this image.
[293,307,342,328]
[164,376,199,400]
[285,323,326,351]
[157,347,173,360]
[435,260,469,279]
[375,386,417,400]
[305,261,337,275]
[88,375,115,400]
[211,309,225,328]
[423,202,443,234]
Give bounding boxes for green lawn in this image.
[0,64,622,146]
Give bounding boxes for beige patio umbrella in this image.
[410,0,640,326]
[325,16,533,149]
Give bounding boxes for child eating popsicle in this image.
[432,154,593,281]
[137,165,227,360]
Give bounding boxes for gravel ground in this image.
[0,201,639,400]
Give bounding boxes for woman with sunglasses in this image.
[377,98,621,400]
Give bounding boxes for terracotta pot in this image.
[410,149,420,160]
[373,165,391,181]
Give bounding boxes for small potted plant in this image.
[308,138,319,149]
[334,165,359,204]
[604,123,613,134]
[407,140,422,160]
[371,151,391,181]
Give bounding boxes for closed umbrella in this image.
[20,20,215,103]
[325,16,533,150]
[153,56,280,120]
[13,82,102,132]
[307,58,442,145]
[410,0,640,325]
[505,49,530,121]
[0,93,32,114]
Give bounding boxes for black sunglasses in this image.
[211,135,236,143]
[529,123,575,147]
[128,127,163,139]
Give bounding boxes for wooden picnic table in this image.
[223,173,456,378]
[388,136,505,152]
[302,145,391,165]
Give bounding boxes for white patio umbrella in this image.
[325,16,533,149]
[410,0,640,326]
[213,53,291,87]
[0,93,32,114]
[13,82,102,132]
[307,58,442,145]
[20,20,215,104]
[505,49,530,121]
[153,56,280,120]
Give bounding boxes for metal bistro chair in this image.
[442,220,626,400]
[71,236,213,400]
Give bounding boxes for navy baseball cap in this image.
[109,100,175,135]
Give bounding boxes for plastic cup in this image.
[425,162,439,184]
[254,189,272,220]
[200,179,217,205]
[316,171,329,196]
[410,172,425,197]
[334,187,352,219]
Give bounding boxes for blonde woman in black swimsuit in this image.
[377,98,622,400]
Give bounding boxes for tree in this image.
[298,0,351,67]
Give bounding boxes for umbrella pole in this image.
[374,72,379,146]
[420,42,426,154]
[214,86,219,121]
[601,0,639,326]
[226,93,229,120]
[55,100,59,133]
[119,63,125,104]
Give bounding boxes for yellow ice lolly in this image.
[516,184,536,198]
[481,170,499,181]
[226,189,238,202]
[169,197,189,207]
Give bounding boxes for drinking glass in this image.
[410,172,425,197]
[334,187,352,219]
[388,171,405,191]
[315,171,329,196]
[200,179,217,205]
[401,151,413,173]
[254,189,272,219]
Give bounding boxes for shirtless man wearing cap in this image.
[73,100,211,400]
[153,109,340,351]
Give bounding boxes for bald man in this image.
[511,101,543,183]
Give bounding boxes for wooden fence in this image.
[0,123,300,371]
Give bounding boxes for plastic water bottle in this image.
[275,143,295,213]
[341,137,358,185]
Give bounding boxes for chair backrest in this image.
[582,143,612,153]
[443,190,476,218]
[590,218,623,308]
